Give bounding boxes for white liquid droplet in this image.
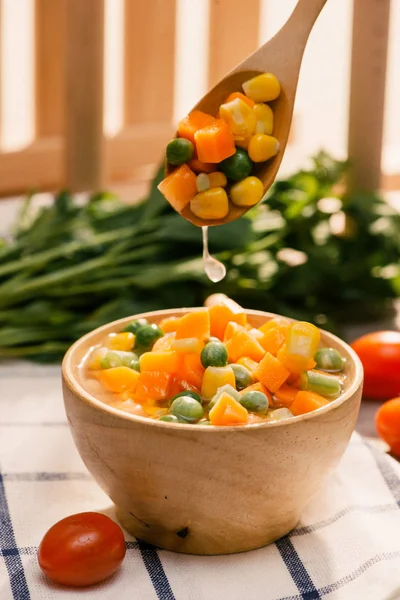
[202,226,226,283]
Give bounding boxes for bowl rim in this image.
[62,307,364,432]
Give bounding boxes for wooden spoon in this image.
[166,0,328,227]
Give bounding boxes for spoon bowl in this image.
[165,0,328,227]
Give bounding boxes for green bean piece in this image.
[314,347,345,372]
[135,323,163,349]
[170,390,202,404]
[100,350,138,369]
[269,408,294,421]
[239,391,268,413]
[158,414,184,423]
[231,363,253,390]
[200,341,228,368]
[169,396,204,423]
[300,370,341,398]
[129,358,141,372]
[123,318,149,334]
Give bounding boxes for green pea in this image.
[169,396,204,423]
[201,341,228,368]
[269,408,293,421]
[170,390,202,404]
[158,414,184,423]
[166,138,194,165]
[314,348,345,372]
[231,364,253,390]
[123,318,148,334]
[300,370,341,398]
[208,384,240,410]
[239,391,269,413]
[219,148,253,181]
[130,359,141,372]
[135,323,163,349]
[100,350,138,369]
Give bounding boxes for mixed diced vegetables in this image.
[158,73,281,220]
[83,295,347,426]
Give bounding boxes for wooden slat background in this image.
[0,0,398,197]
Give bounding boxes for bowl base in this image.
[115,505,299,555]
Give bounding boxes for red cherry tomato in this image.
[38,512,126,587]
[350,331,400,400]
[376,397,400,456]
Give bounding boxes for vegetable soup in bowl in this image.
[62,296,363,555]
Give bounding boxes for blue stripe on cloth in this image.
[291,503,398,536]
[138,541,176,600]
[2,472,91,482]
[363,440,400,505]
[0,471,31,599]
[279,552,400,600]
[276,537,321,600]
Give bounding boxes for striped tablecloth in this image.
[1,361,400,600]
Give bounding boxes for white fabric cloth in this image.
[0,362,399,600]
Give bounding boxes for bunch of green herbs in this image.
[0,151,398,362]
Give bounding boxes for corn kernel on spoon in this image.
[164,0,327,227]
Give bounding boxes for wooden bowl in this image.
[62,308,363,555]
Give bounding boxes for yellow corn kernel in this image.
[237,356,259,372]
[242,73,281,103]
[277,322,321,373]
[253,103,274,135]
[208,172,227,188]
[196,173,210,192]
[234,135,251,150]
[190,187,229,220]
[107,332,135,351]
[201,365,236,399]
[87,346,108,370]
[219,98,256,138]
[230,176,264,207]
[248,134,279,163]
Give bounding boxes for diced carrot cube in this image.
[224,92,255,108]
[135,371,172,403]
[259,326,286,355]
[258,317,290,335]
[194,119,236,163]
[224,321,243,342]
[187,158,216,174]
[253,352,290,393]
[180,353,205,390]
[157,165,197,213]
[140,351,181,374]
[206,295,247,340]
[178,110,216,144]
[158,317,182,334]
[152,332,176,352]
[175,309,210,340]
[290,390,329,416]
[98,366,140,394]
[225,325,265,363]
[274,383,298,408]
[209,392,248,426]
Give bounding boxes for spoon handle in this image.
[241,0,328,82]
[279,0,328,45]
